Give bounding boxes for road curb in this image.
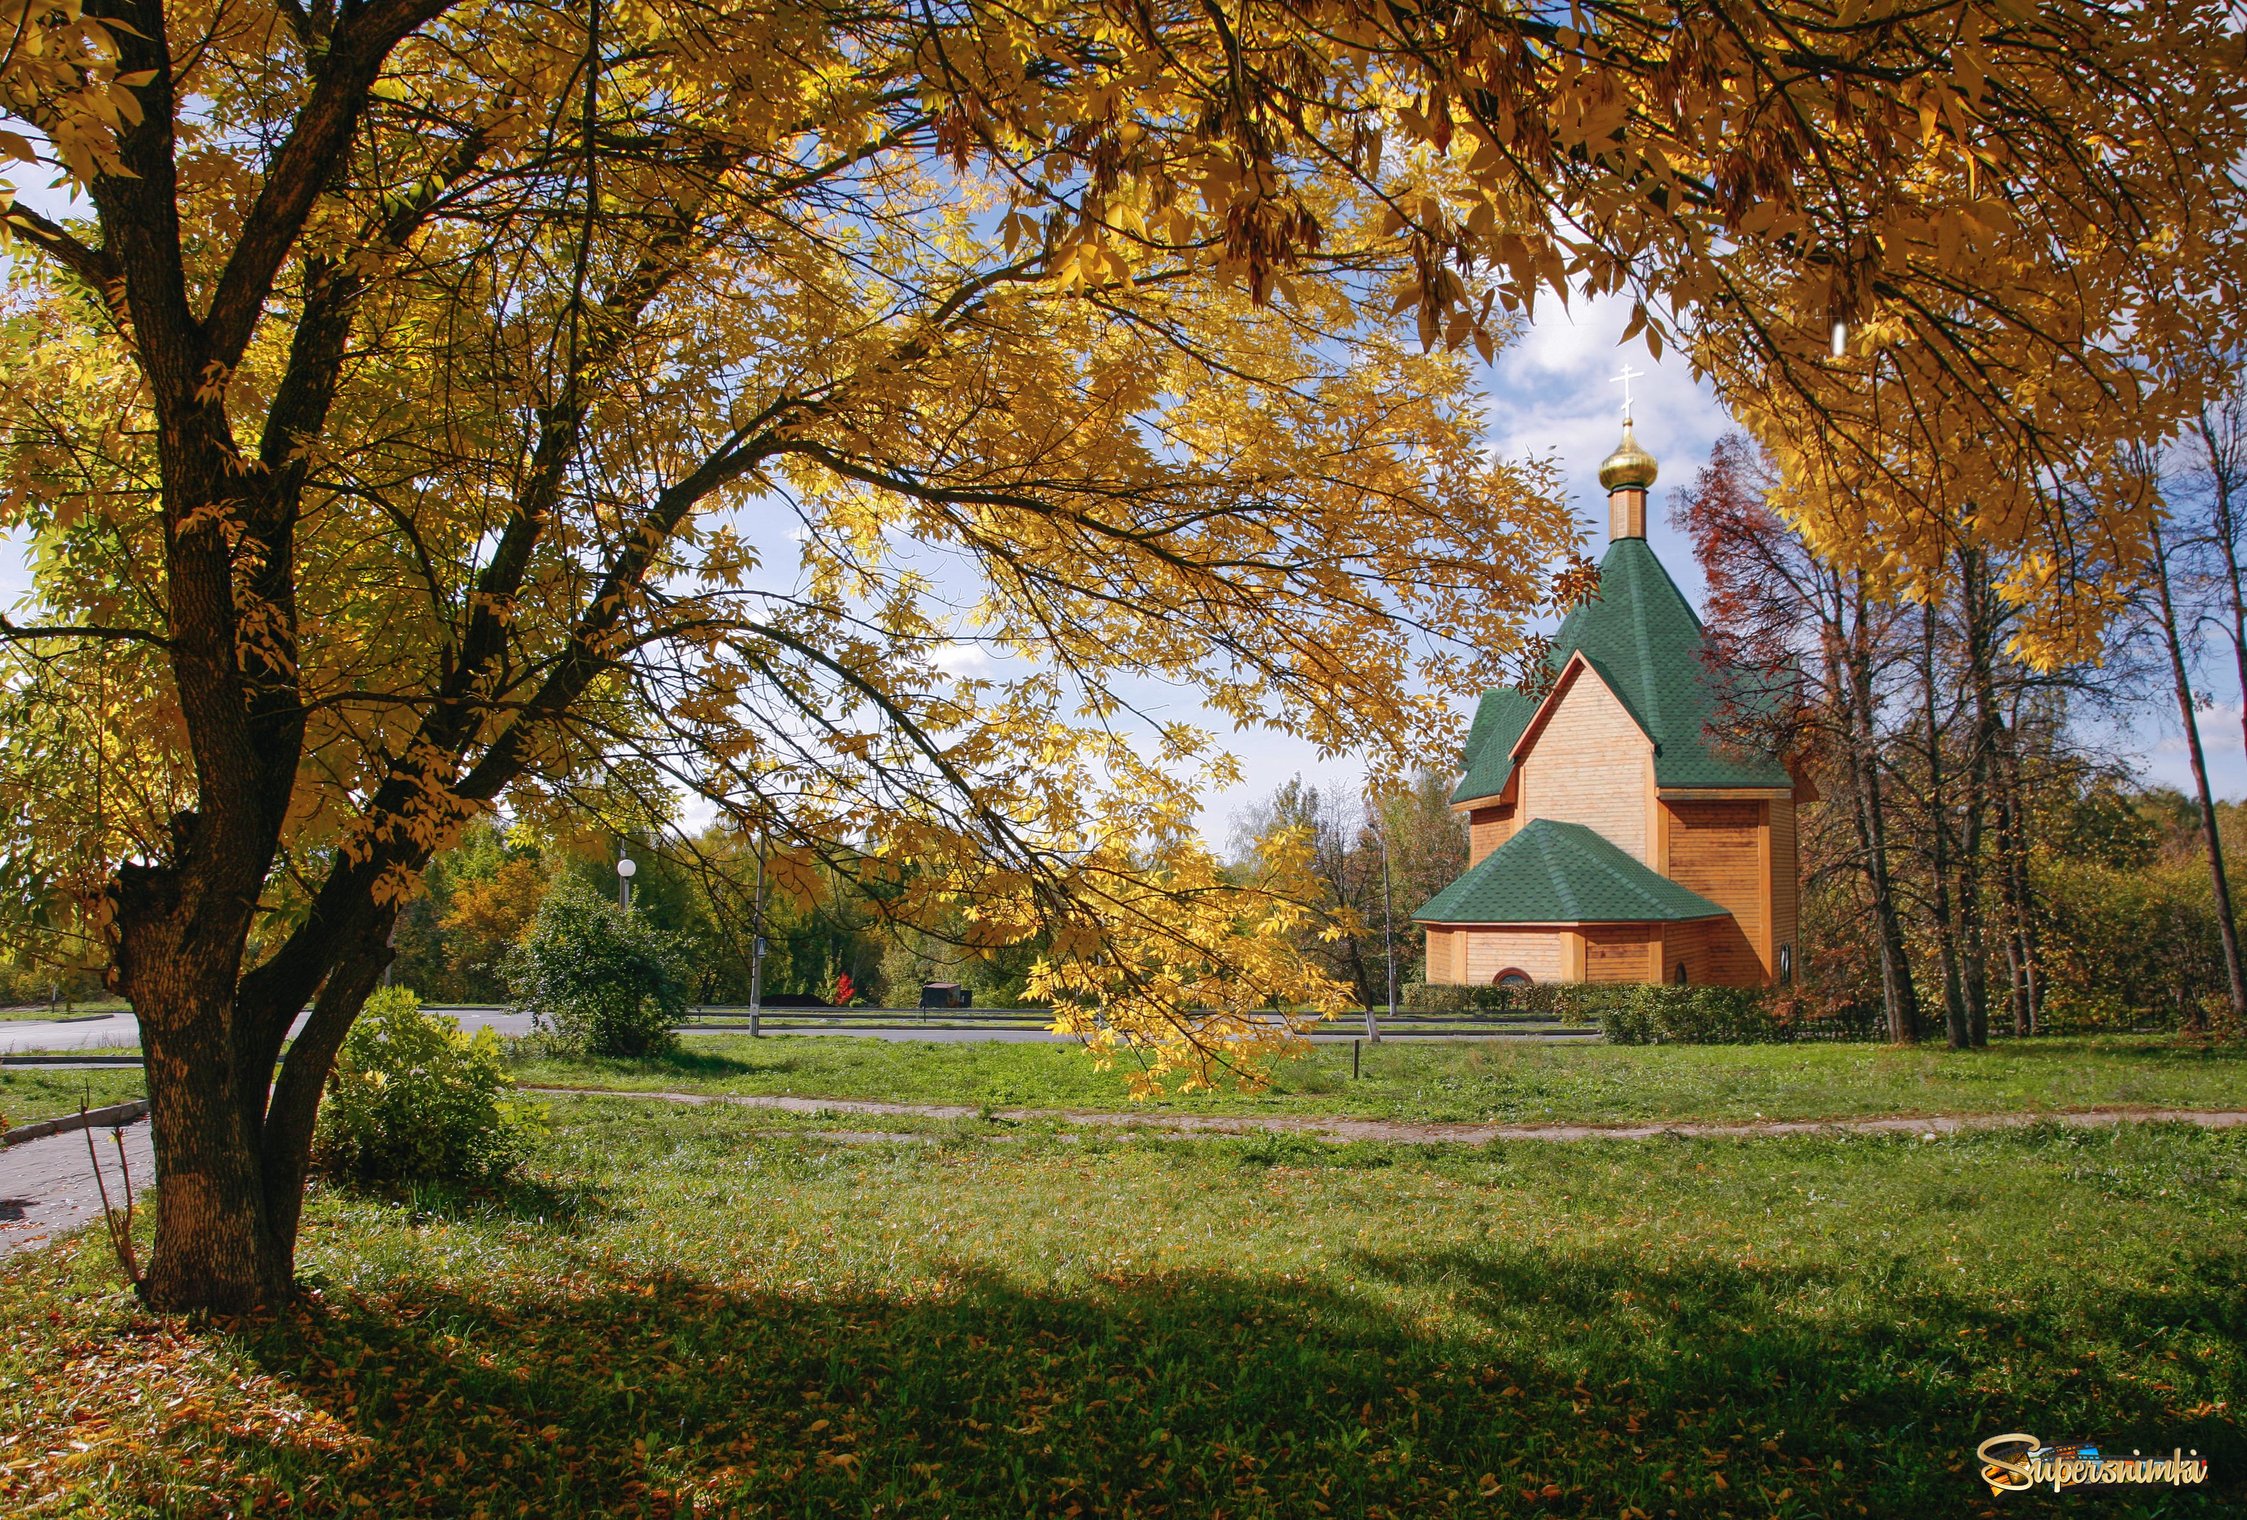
[0,1054,143,1066]
[1,1099,150,1148]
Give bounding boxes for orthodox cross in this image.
[1610,362,1645,421]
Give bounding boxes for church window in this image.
[1493,969,1532,988]
[1777,943,1794,986]
[1672,961,1688,986]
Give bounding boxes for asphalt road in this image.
[0,1006,1589,1055]
[0,1009,1088,1053]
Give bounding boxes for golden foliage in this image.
[1,0,2242,1078]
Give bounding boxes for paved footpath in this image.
[0,1118,152,1260]
[523,1086,2247,1145]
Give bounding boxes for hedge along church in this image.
[1414,380,1806,989]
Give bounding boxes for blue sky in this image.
[1191,293,2247,838]
[1,225,2231,838]
[1227,291,2247,840]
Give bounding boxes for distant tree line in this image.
[379,820,1050,1010]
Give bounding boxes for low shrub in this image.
[1400,981,1518,1014]
[1595,985,1883,1043]
[1401,978,1881,1043]
[508,875,688,1057]
[313,988,540,1188]
[2033,987,2141,1035]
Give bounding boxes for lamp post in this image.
[616,851,636,910]
[748,830,767,1039]
[1367,796,1393,1045]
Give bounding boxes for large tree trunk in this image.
[2150,519,2247,1030]
[116,834,401,1307]
[137,1008,275,1312]
[114,853,274,1311]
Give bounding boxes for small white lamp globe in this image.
[616,857,637,878]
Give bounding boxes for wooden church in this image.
[1413,407,1804,988]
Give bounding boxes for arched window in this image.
[1492,969,1533,988]
[1672,961,1689,987]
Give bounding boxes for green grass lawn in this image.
[0,1064,147,1127]
[4,1096,2239,1517]
[0,1000,128,1022]
[512,1032,2247,1125]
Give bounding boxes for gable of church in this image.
[1511,655,1654,864]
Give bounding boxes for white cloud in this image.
[929,639,992,675]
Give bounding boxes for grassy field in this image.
[0,1064,147,1127]
[0,1001,128,1022]
[512,1032,2247,1125]
[3,1095,2240,1517]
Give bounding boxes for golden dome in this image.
[1598,419,1658,492]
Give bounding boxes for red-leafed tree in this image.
[1672,437,1923,1043]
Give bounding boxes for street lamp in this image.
[616,852,637,910]
[748,829,767,1039]
[1368,799,1393,1045]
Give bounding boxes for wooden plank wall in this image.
[1461,928,1566,984]
[1689,917,1763,986]
[1517,675,1652,861]
[1467,804,1517,867]
[1659,919,1705,982]
[1771,794,1799,962]
[1423,928,1451,983]
[1582,925,1654,983]
[1665,800,1763,949]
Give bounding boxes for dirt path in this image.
[518,1086,2247,1144]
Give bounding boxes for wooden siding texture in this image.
[1467,804,1517,867]
[1517,673,1652,861]
[1691,916,1765,986]
[1771,794,1800,956]
[1463,928,1566,984]
[1423,928,1452,984]
[1582,924,1654,983]
[1665,800,1765,958]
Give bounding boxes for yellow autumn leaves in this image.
[0,0,2242,1075]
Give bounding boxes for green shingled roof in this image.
[1450,536,1791,804]
[1412,819,1730,925]
[1448,687,1535,806]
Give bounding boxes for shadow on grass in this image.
[516,1042,782,1081]
[310,1173,609,1231]
[1947,1037,2247,1067]
[169,1244,2246,1520]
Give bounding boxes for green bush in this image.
[313,987,539,1187]
[1593,985,1882,1044]
[1400,979,1881,1043]
[508,875,688,1056]
[1400,981,1518,1014]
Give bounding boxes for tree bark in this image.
[1835,576,1919,1041]
[1957,548,1999,1048]
[115,850,273,1312]
[2149,518,2247,1031]
[1920,601,1970,1049]
[2195,403,2247,764]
